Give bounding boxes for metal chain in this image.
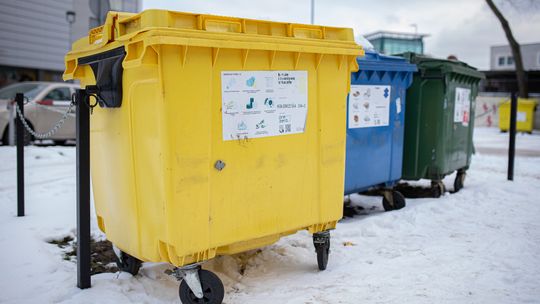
[15,101,75,139]
[35,103,77,116]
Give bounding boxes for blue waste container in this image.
[345,51,417,211]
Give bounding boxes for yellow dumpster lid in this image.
[500,98,539,107]
[65,9,363,77]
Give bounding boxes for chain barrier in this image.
[14,100,76,139]
[35,103,77,116]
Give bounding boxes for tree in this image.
[485,0,528,98]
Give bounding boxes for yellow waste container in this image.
[499,98,538,133]
[64,9,362,303]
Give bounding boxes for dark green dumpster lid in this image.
[399,52,485,80]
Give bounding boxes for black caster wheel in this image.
[179,269,224,304]
[382,190,406,211]
[114,249,142,276]
[313,231,330,271]
[454,170,466,193]
[430,181,445,198]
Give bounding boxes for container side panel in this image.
[389,86,406,182]
[209,50,328,247]
[402,77,445,180]
[345,80,394,194]
[161,45,213,258]
[317,54,348,222]
[402,75,423,180]
[445,79,472,175]
[90,72,142,258]
[130,77,164,261]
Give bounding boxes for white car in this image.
[0,82,79,145]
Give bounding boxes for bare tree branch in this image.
[486,0,528,98]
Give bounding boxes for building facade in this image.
[490,43,540,71]
[480,71,540,94]
[0,0,141,88]
[482,43,540,131]
[481,43,540,94]
[365,31,428,55]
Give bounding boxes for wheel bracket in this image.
[313,231,330,247]
[112,245,122,261]
[382,190,393,206]
[173,264,204,299]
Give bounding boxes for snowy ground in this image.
[474,127,540,157]
[0,127,539,304]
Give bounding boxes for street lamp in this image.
[410,23,418,35]
[311,0,315,24]
[66,11,76,49]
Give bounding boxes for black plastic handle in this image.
[78,47,126,108]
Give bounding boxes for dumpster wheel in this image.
[430,181,446,198]
[178,268,224,304]
[313,231,331,271]
[382,190,406,211]
[113,246,142,276]
[453,170,466,193]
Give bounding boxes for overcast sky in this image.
[142,0,540,70]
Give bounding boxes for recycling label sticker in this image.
[348,85,391,128]
[454,87,471,127]
[221,71,308,141]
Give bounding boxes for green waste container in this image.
[400,53,484,196]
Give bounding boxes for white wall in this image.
[475,95,502,128]
[490,44,540,71]
[0,0,74,72]
[0,0,142,73]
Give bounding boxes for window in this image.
[44,88,71,101]
[507,56,514,65]
[497,56,505,66]
[382,39,422,55]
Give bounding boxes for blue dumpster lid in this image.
[357,50,417,72]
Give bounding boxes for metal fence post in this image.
[507,92,517,181]
[16,93,25,217]
[76,89,91,289]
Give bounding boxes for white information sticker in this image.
[454,87,471,126]
[348,85,391,128]
[517,111,527,122]
[221,71,308,140]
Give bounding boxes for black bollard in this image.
[507,92,517,181]
[76,89,91,289]
[15,93,24,217]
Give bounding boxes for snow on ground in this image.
[474,127,540,157]
[0,127,539,304]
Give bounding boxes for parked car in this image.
[0,82,79,145]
